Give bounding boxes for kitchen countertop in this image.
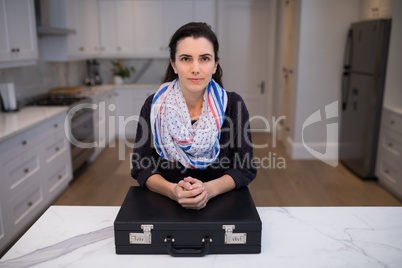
[1,206,401,268]
[0,84,158,144]
[0,106,68,143]
[77,84,159,98]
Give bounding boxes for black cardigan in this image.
[131,91,257,188]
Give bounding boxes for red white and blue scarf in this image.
[150,79,228,169]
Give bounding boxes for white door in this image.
[218,0,273,130]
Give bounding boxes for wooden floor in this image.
[54,133,402,207]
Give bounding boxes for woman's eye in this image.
[181,57,191,61]
[201,57,211,62]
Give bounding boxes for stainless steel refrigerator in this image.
[340,19,391,179]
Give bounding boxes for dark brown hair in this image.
[163,22,223,87]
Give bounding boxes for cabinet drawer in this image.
[7,185,44,226]
[381,131,401,157]
[45,163,71,197]
[0,149,41,196]
[382,110,402,134]
[43,137,69,164]
[0,126,47,166]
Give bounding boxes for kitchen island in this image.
[0,206,401,268]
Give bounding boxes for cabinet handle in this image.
[27,201,33,207]
[58,175,62,180]
[79,47,85,51]
[385,169,390,174]
[22,140,27,145]
[390,120,395,125]
[55,147,60,151]
[388,143,393,148]
[11,48,16,52]
[24,168,29,173]
[54,123,58,128]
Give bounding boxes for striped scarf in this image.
[150,79,228,169]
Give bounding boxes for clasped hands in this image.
[173,177,210,210]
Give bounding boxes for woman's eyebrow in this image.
[200,53,213,57]
[178,54,192,58]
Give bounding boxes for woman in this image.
[131,22,256,210]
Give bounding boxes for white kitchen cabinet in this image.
[98,1,134,58]
[90,90,116,161]
[39,0,100,61]
[376,108,402,201]
[132,0,216,58]
[360,0,393,20]
[115,87,155,140]
[0,0,38,68]
[0,111,72,254]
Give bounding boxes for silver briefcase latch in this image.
[223,225,247,244]
[129,224,154,244]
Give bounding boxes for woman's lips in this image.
[188,78,203,83]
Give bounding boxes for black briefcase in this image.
[114,186,262,257]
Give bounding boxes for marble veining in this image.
[0,206,401,268]
[0,227,113,268]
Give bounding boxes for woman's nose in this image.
[191,61,200,74]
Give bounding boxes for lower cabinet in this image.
[115,87,156,140]
[376,108,402,200]
[90,90,116,162]
[0,112,72,254]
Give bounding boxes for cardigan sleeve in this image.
[223,92,257,188]
[130,94,163,187]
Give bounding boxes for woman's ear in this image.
[170,59,178,74]
[213,59,219,74]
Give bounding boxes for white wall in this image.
[383,0,402,110]
[288,0,360,159]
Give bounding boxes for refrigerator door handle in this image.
[342,72,350,110]
[343,29,353,69]
[352,88,359,110]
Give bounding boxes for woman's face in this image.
[171,37,218,96]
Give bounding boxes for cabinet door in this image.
[115,1,134,56]
[98,1,116,57]
[115,89,136,140]
[163,0,193,47]
[133,1,165,57]
[78,0,100,57]
[194,0,216,30]
[0,0,37,63]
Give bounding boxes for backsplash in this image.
[0,58,168,106]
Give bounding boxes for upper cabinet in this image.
[39,0,100,61]
[98,0,216,59]
[98,1,134,58]
[133,0,216,58]
[0,0,38,68]
[360,0,393,20]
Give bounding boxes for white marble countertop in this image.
[0,106,68,143]
[1,206,401,268]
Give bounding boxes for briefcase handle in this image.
[165,236,212,257]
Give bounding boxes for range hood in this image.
[34,0,76,37]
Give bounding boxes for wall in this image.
[0,58,167,107]
[383,0,402,110]
[288,0,360,159]
[0,60,86,105]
